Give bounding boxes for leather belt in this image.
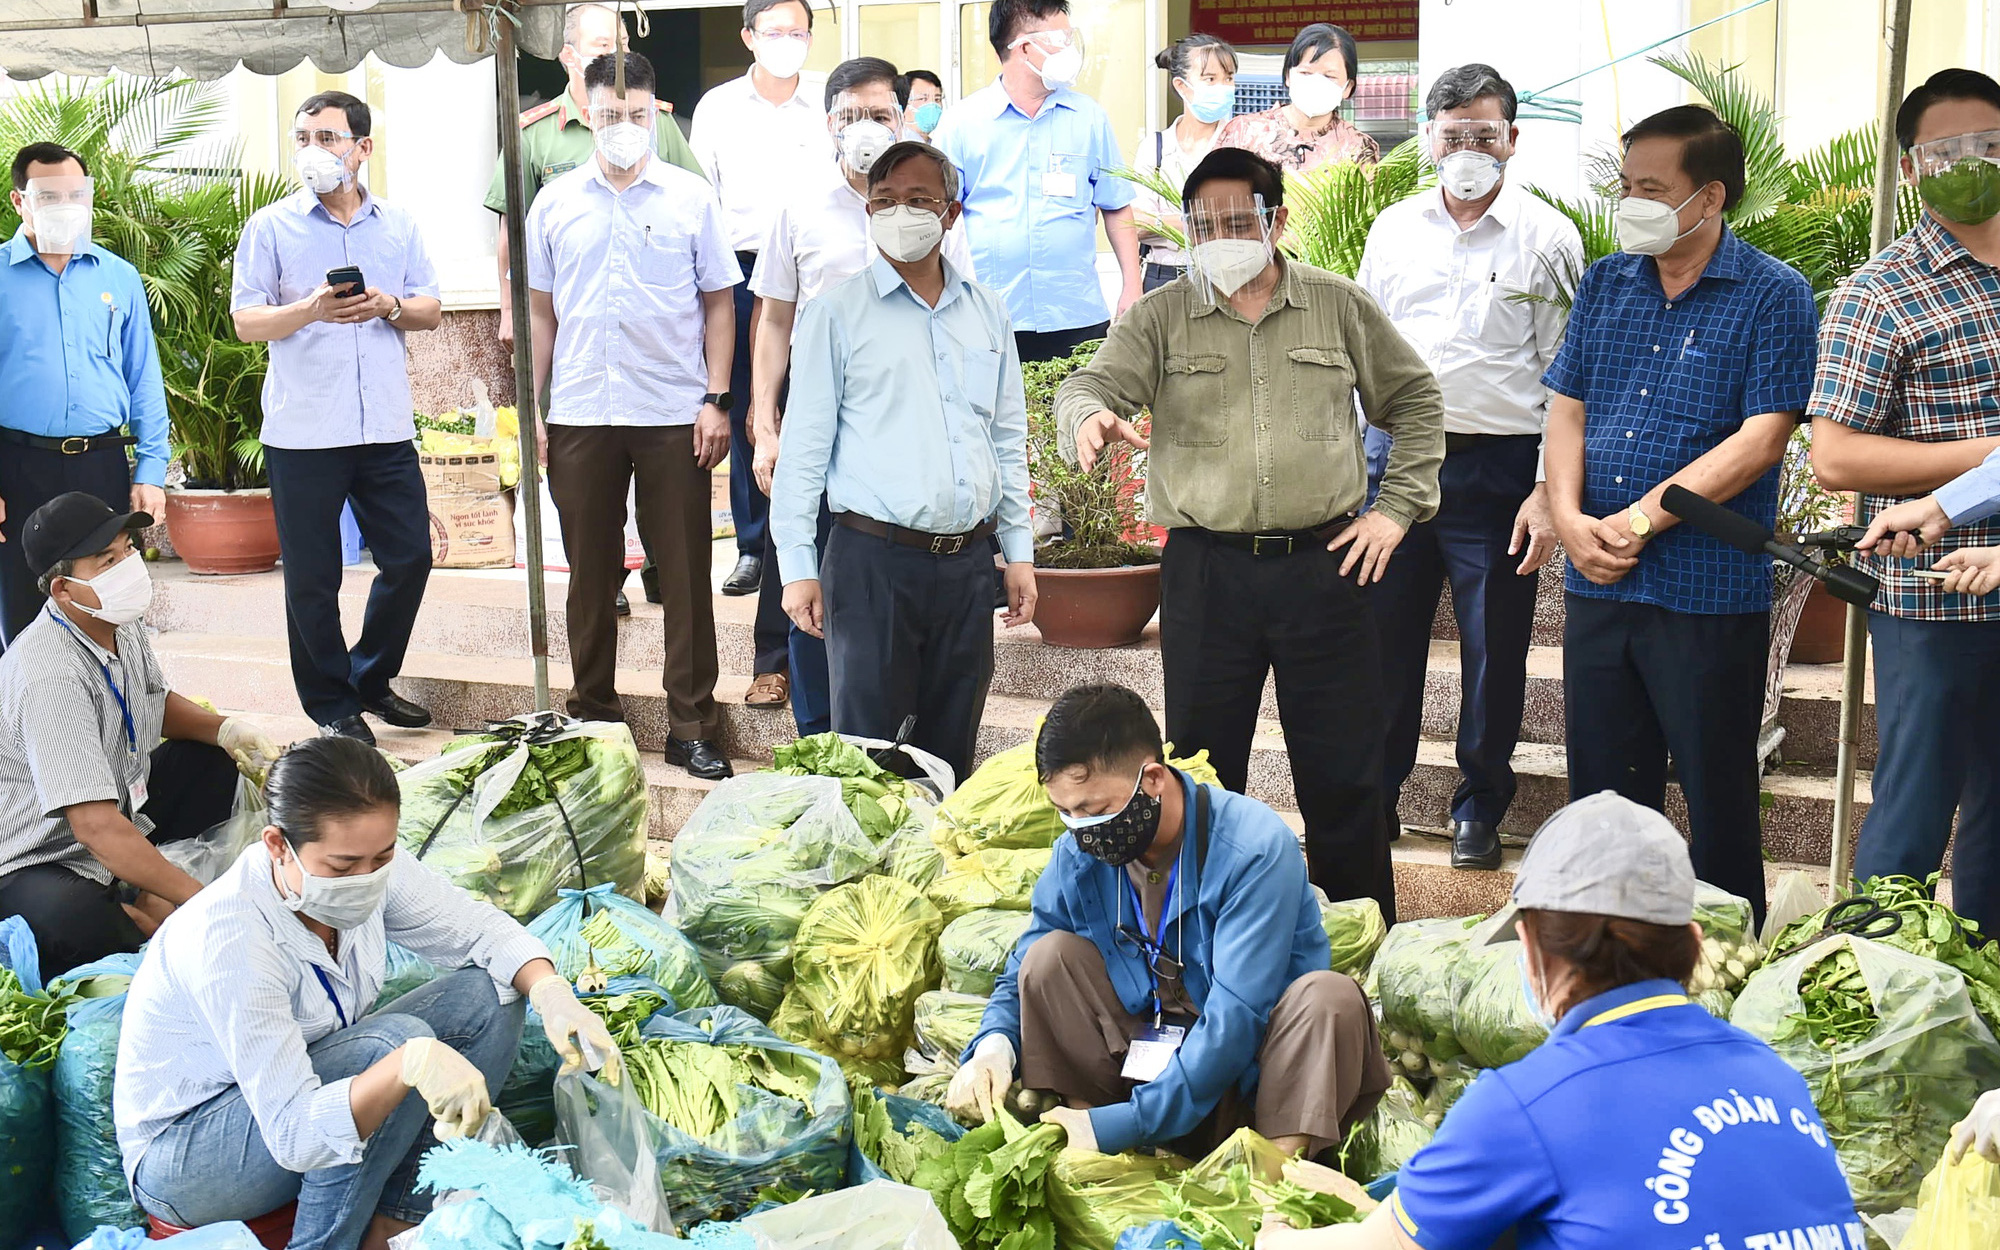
[835,512,997,557]
[1182,515,1354,558]
[1445,432,1540,453]
[0,427,137,455]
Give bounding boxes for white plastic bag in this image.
[161,775,267,885]
[738,1180,957,1250]
[553,1071,676,1235]
[1762,870,1826,947]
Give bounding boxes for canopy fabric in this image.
[0,0,562,81]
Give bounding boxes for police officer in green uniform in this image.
[488,1,706,612]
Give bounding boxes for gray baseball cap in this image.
[1485,791,1697,945]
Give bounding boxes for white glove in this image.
[529,974,623,1084]
[946,1033,1015,1124]
[400,1035,494,1141]
[217,717,283,781]
[1952,1088,2000,1164]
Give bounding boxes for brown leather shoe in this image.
[744,672,791,708]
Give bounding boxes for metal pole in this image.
[1831,0,1914,893]
[496,15,552,713]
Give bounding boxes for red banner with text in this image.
[1188,2,1418,46]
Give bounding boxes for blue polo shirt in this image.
[1391,980,1861,1250]
[1543,229,1818,614]
[0,229,169,486]
[932,81,1135,334]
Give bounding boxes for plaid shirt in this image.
[1810,215,2000,621]
[1545,229,1820,614]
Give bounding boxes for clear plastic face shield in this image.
[1010,26,1085,90]
[19,176,94,254]
[829,95,904,176]
[1909,129,2000,224]
[1184,193,1277,306]
[1423,118,1512,200]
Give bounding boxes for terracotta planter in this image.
[164,488,281,575]
[1033,563,1162,649]
[1789,579,1850,664]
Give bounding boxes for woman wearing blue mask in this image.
[902,69,946,142]
[1134,34,1238,291]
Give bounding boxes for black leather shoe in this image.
[360,692,433,729]
[1451,819,1503,870]
[320,715,376,746]
[720,554,762,596]
[666,737,733,780]
[615,589,631,617]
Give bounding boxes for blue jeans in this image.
[1856,611,2000,932]
[131,968,524,1250]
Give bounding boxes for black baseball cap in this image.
[24,492,152,579]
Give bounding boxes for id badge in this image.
[1042,170,1078,199]
[126,766,149,814]
[1120,1023,1186,1083]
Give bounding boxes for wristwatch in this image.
[387,296,404,323]
[1628,505,1654,540]
[703,391,734,413]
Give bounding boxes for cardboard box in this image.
[420,451,506,497]
[429,490,516,569]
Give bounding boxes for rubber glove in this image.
[529,973,623,1084]
[1039,1105,1097,1153]
[1952,1087,2000,1163]
[217,717,283,781]
[945,1033,1015,1124]
[399,1036,493,1140]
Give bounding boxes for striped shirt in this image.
[1809,214,2000,621]
[114,844,551,1180]
[0,604,167,883]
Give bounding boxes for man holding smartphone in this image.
[231,90,443,744]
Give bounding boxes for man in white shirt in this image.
[748,55,975,736]
[691,0,829,602]
[1355,64,1582,871]
[528,52,740,783]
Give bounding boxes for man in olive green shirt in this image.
[1056,147,1443,920]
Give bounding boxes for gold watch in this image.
[1628,505,1653,540]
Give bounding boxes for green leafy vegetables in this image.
[1773,874,2000,1030]
[912,1110,1065,1250]
[771,876,944,1086]
[0,967,69,1073]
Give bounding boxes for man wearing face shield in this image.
[945,684,1391,1160]
[0,143,170,650]
[0,493,280,985]
[1356,66,1582,872]
[1543,106,1818,927]
[748,57,976,736]
[1056,147,1445,922]
[1809,69,2000,935]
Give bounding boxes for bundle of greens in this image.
[1375,916,1484,1077]
[912,991,989,1066]
[1046,1148,1191,1250]
[669,774,884,1019]
[849,1082,962,1185]
[399,716,648,921]
[1688,882,1765,999]
[1451,937,1548,1070]
[940,908,1033,996]
[897,1070,954,1110]
[1732,934,2000,1213]
[528,884,718,1013]
[0,965,69,1072]
[586,985,672,1047]
[772,734,946,889]
[1772,874,2000,1030]
[931,741,1222,865]
[1320,895,1388,980]
[1334,1076,1434,1183]
[926,848,1053,924]
[910,1110,1065,1250]
[1,963,66,1239]
[1158,1131,1361,1250]
[771,876,944,1086]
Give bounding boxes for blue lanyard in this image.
[47,605,136,754]
[312,964,350,1030]
[1125,861,1178,1021]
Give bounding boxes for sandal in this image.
[745,672,791,708]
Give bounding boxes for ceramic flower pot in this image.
[1031,564,1162,649]
[164,487,281,575]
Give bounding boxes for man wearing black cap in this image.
[0,492,283,983]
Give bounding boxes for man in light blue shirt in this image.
[1859,444,2000,598]
[774,141,1036,782]
[0,143,168,647]
[932,0,1143,363]
[232,91,443,745]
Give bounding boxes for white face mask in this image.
[64,551,153,626]
[1287,72,1345,120]
[595,121,650,170]
[294,145,351,196]
[754,35,811,81]
[1035,44,1083,90]
[870,204,946,263]
[32,203,91,254]
[1192,236,1270,297]
[276,841,394,931]
[839,120,898,176]
[1615,187,1707,256]
[1437,150,1504,201]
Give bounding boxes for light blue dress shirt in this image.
[0,229,168,486]
[932,81,1136,334]
[230,188,440,450]
[773,257,1033,584]
[1934,444,2000,528]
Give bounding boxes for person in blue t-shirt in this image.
[1259,792,1862,1250]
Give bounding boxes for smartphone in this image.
[325,265,365,297]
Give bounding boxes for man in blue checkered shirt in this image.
[1543,106,1819,924]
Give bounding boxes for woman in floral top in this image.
[1216,23,1379,174]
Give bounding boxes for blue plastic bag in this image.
[374,942,446,1013]
[1,918,56,1244]
[0,916,42,992]
[847,1093,965,1185]
[527,885,717,1012]
[50,954,144,1239]
[1115,1222,1205,1250]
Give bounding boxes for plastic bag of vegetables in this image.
[375,942,444,1013]
[1335,1075,1434,1183]
[1687,881,1764,999]
[926,847,1052,924]
[1901,1148,2000,1250]
[1318,893,1387,980]
[782,734,953,888]
[0,918,61,1242]
[1376,915,1484,1075]
[668,773,884,1019]
[399,714,648,921]
[1772,874,2000,1032]
[1047,1147,1191,1250]
[849,1084,964,1185]
[1451,935,1547,1070]
[528,884,716,1009]
[49,953,143,1239]
[931,742,1219,863]
[772,877,944,1086]
[503,975,680,1147]
[912,991,988,1066]
[1732,934,2000,1214]
[939,908,1033,997]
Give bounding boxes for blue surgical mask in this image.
[913,102,943,134]
[1518,950,1558,1031]
[1187,83,1235,124]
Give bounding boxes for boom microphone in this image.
[1660,485,1879,607]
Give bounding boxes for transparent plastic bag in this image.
[1763,871,1827,948]
[1318,892,1387,980]
[770,877,943,1086]
[375,943,445,1013]
[1450,937,1546,1070]
[0,917,55,1242]
[552,1073,677,1234]
[1902,1149,2000,1250]
[1375,916,1485,1073]
[528,884,717,1011]
[161,775,267,886]
[911,991,988,1066]
[847,1091,965,1186]
[399,714,648,922]
[938,909,1032,997]
[738,1179,958,1250]
[924,848,1051,924]
[1336,1075,1434,1183]
[1689,880,1765,998]
[50,954,143,1239]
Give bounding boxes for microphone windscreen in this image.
[1660,484,1771,557]
[1825,564,1881,607]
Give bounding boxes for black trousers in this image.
[751,354,796,678]
[1563,594,1769,922]
[1372,435,1542,830]
[0,739,236,984]
[729,253,768,557]
[1160,530,1394,920]
[1014,321,1110,365]
[266,442,433,726]
[822,524,994,785]
[0,438,130,648]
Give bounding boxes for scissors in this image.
[1820,896,1904,941]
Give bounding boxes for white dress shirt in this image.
[751,164,976,306]
[1356,182,1583,449]
[690,71,831,255]
[526,154,742,427]
[114,845,551,1180]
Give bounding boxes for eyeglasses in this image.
[832,106,901,129]
[1910,129,2000,177]
[292,128,356,150]
[1009,28,1074,52]
[23,188,90,209]
[753,28,812,45]
[1432,121,1508,154]
[868,195,949,215]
